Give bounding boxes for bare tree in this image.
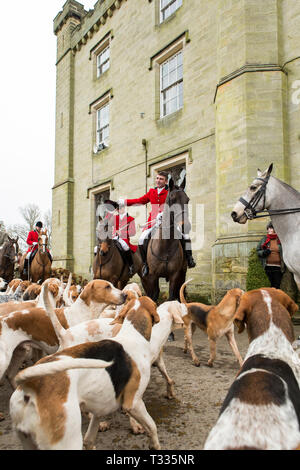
[43,209,52,249]
[19,204,41,230]
[7,204,51,253]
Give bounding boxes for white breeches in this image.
[94,238,130,253]
[138,228,153,245]
[113,236,130,251]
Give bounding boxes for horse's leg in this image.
[168,269,186,301]
[142,275,159,302]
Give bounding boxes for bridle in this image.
[239,175,300,219]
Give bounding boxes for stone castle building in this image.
[52,0,300,301]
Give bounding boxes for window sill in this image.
[92,146,110,157]
[156,108,183,127]
[95,68,110,82]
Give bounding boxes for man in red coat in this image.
[95,204,137,277]
[118,171,196,277]
[23,221,43,277]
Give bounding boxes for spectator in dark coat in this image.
[257,222,285,289]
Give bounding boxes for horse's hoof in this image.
[167,333,175,342]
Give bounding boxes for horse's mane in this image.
[272,176,300,199]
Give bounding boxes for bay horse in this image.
[141,177,190,302]
[231,163,300,290]
[0,236,19,283]
[20,230,52,283]
[93,214,143,289]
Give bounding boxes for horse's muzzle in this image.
[231,211,238,222]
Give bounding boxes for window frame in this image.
[96,44,110,78]
[96,102,110,147]
[160,50,183,118]
[89,90,113,154]
[160,0,182,23]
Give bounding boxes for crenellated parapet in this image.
[54,0,125,57]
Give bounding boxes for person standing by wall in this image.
[256,222,285,289]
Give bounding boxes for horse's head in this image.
[38,230,48,254]
[96,216,114,256]
[165,177,191,234]
[231,164,273,224]
[1,237,18,265]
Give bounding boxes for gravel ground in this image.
[1,323,300,451]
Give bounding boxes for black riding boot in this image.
[140,238,150,277]
[181,239,196,268]
[23,258,29,278]
[124,250,134,277]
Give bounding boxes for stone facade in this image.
[52,0,300,301]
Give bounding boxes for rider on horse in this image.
[95,203,137,277]
[118,170,196,277]
[23,221,51,278]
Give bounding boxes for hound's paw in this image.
[83,442,96,450]
[131,422,145,434]
[193,360,200,367]
[98,421,110,432]
[206,361,214,368]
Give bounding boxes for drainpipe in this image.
[142,138,148,220]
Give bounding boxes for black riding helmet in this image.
[266,222,274,230]
[35,221,43,228]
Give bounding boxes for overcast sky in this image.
[0,0,96,228]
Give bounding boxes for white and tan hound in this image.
[204,288,300,450]
[11,296,162,450]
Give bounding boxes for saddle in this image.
[29,248,52,264]
[114,240,127,264]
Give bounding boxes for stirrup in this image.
[141,263,149,277]
[128,265,134,277]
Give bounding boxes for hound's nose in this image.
[231,211,237,221]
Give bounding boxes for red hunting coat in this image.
[26,230,39,254]
[125,187,169,231]
[107,213,137,253]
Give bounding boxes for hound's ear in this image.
[233,296,249,334]
[287,299,299,318]
[110,300,134,325]
[169,178,174,192]
[143,297,160,324]
[180,176,186,190]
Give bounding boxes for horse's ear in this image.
[169,178,174,192]
[180,176,186,190]
[257,168,262,177]
[267,163,273,176]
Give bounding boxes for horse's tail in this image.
[179,279,193,305]
[42,280,66,345]
[15,357,113,385]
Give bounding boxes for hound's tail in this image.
[179,279,193,305]
[42,280,66,344]
[15,357,113,385]
[62,272,73,307]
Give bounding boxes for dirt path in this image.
[1,324,300,450]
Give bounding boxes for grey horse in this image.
[231,164,300,290]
